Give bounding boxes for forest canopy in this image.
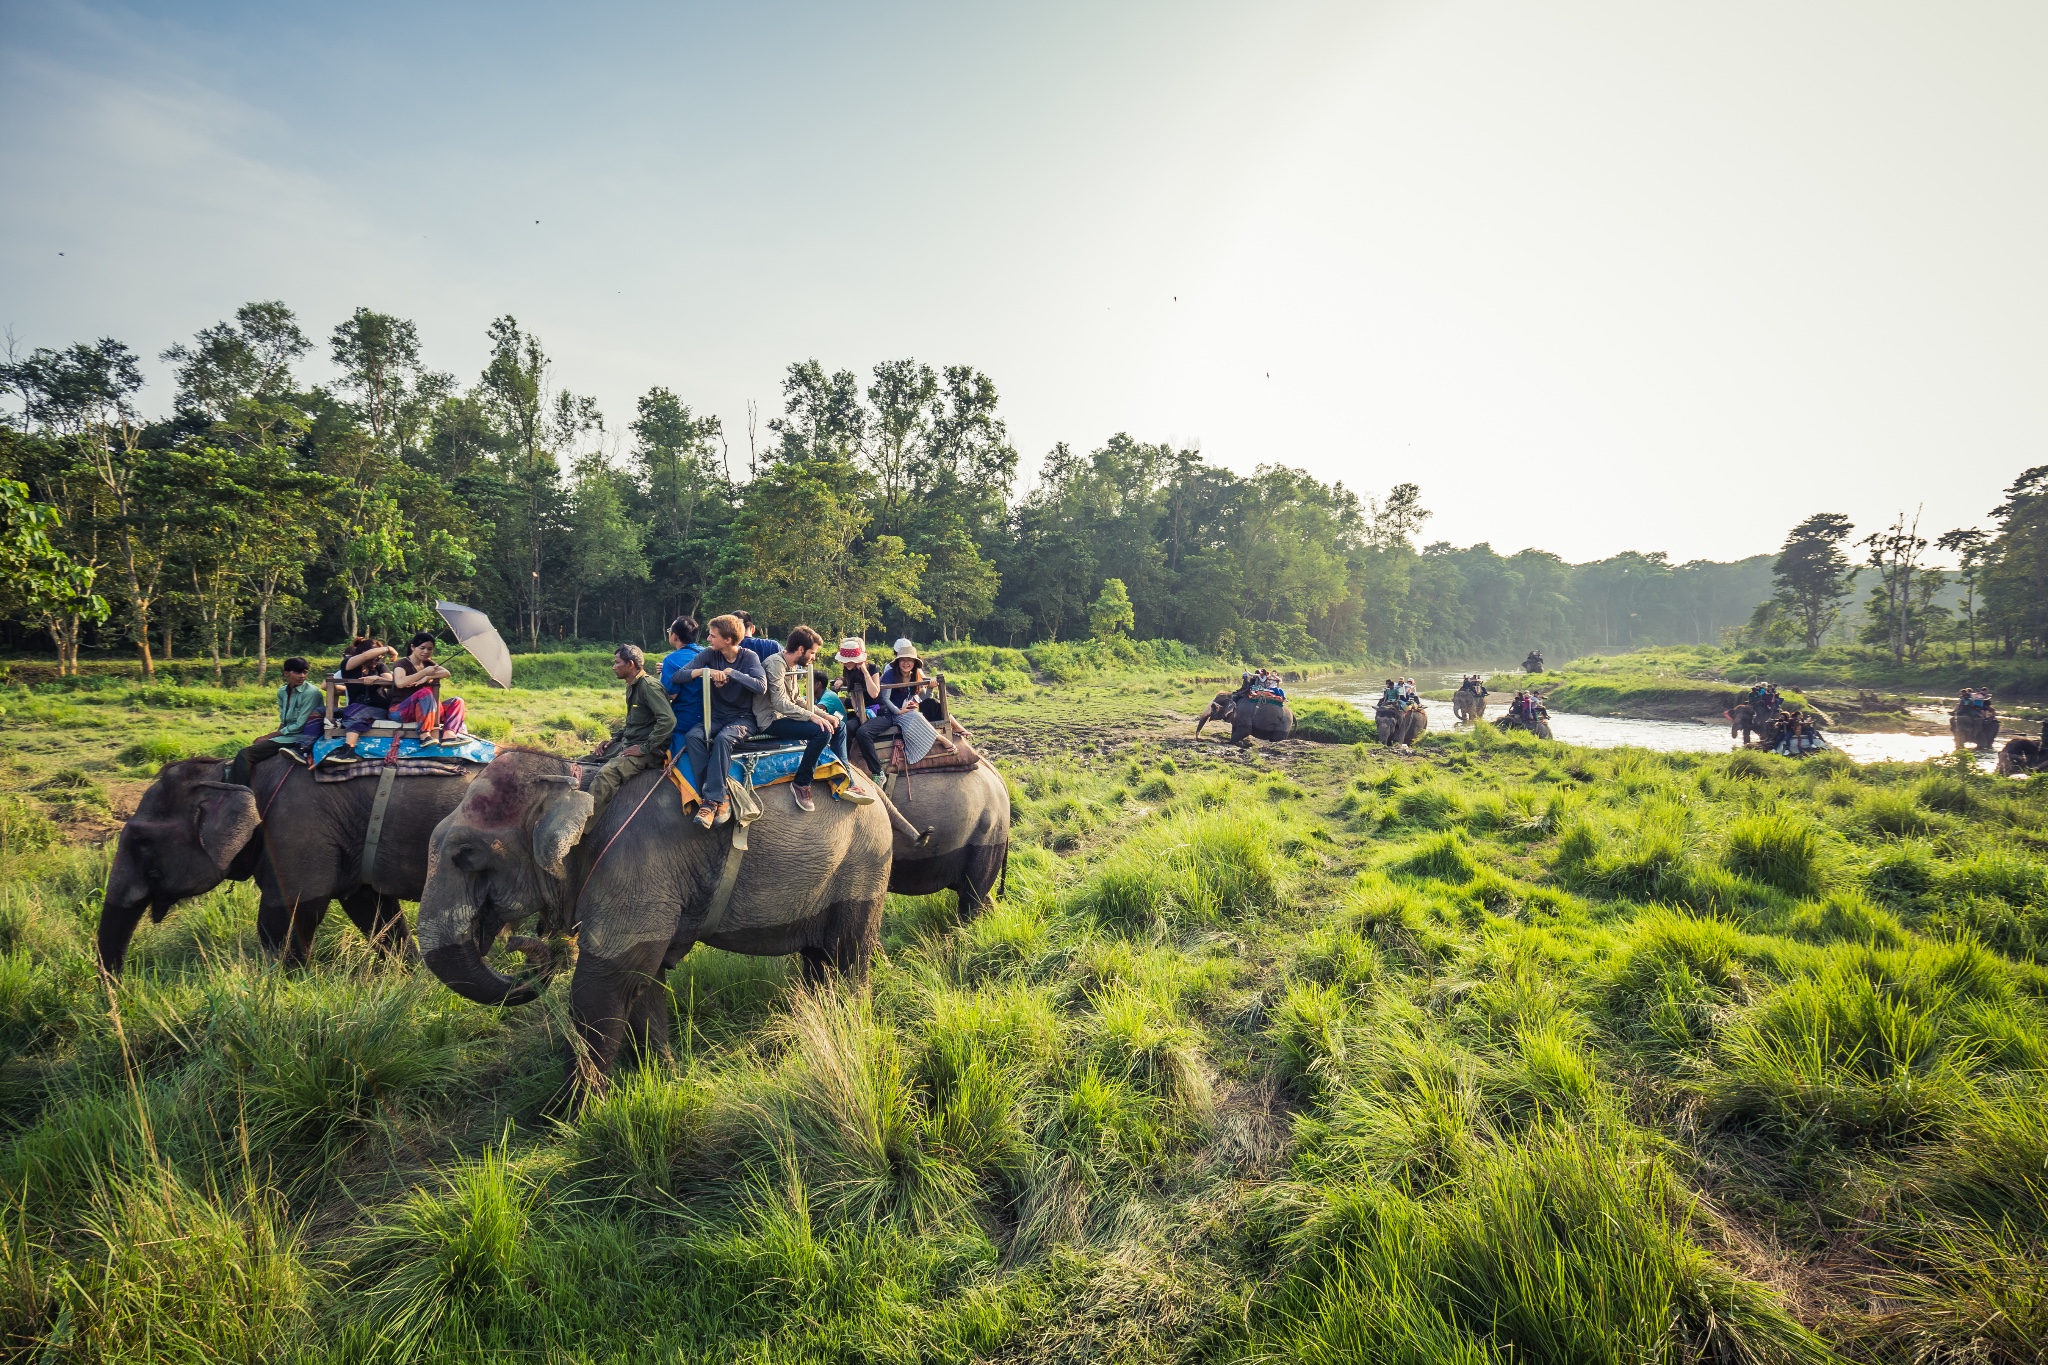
[4,300,2038,679]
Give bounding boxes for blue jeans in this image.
[762,716,834,785]
[684,721,751,805]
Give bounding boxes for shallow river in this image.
[1313,683,1995,768]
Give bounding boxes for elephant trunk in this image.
[416,883,538,1007]
[97,842,155,976]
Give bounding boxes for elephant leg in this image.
[622,985,674,1068]
[338,886,413,957]
[954,840,1008,918]
[260,896,331,968]
[804,895,883,986]
[568,941,667,1089]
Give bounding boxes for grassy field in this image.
[3,658,2047,1362]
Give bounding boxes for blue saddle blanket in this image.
[665,736,854,805]
[312,734,496,765]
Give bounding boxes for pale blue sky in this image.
[4,0,2044,562]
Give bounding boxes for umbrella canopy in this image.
[436,601,513,689]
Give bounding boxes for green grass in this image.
[1,665,2046,1360]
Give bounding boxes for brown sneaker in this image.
[693,801,718,829]
[712,799,732,826]
[792,783,816,812]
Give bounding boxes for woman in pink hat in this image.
[835,637,899,774]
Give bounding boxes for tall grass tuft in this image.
[1068,806,1290,930]
[1272,1132,1833,1364]
[1722,811,1828,897]
[344,1142,537,1361]
[763,987,974,1233]
[52,1171,312,1364]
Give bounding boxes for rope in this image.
[574,752,675,908]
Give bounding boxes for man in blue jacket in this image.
[676,613,766,828]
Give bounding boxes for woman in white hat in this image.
[836,638,896,774]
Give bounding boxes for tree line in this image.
[0,298,1946,681]
[1756,480,2048,664]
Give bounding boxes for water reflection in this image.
[1314,687,1996,768]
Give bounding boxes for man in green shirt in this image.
[229,657,324,784]
[589,644,675,818]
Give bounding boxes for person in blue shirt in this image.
[677,613,766,828]
[734,610,781,665]
[660,615,700,713]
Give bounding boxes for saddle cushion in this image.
[311,734,495,767]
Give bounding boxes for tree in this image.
[1089,577,1135,640]
[1982,466,2048,658]
[728,461,925,636]
[331,308,452,455]
[0,477,107,671]
[921,524,1000,641]
[565,455,649,638]
[631,386,728,621]
[865,358,937,539]
[1861,509,1927,666]
[1935,527,1991,661]
[770,360,869,468]
[1764,513,1855,651]
[0,338,171,675]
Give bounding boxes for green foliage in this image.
[1292,696,1375,744]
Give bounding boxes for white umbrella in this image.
[435,601,513,689]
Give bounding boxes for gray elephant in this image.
[415,748,893,1083]
[1452,679,1489,721]
[878,760,1010,913]
[1375,702,1427,747]
[99,755,480,975]
[1951,702,2000,752]
[1231,696,1294,744]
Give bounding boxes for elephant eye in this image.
[451,842,488,873]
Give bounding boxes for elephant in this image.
[877,759,1011,914]
[1194,691,1236,735]
[99,755,480,976]
[1194,692,1294,743]
[1996,722,2047,776]
[1952,704,2000,752]
[1231,696,1294,744]
[1726,701,1781,747]
[1452,681,1489,721]
[415,747,893,1084]
[1495,713,1554,740]
[1522,651,1545,674]
[1375,702,1428,747]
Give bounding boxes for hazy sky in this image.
[4,0,2043,563]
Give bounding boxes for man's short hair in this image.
[708,614,743,643]
[283,656,310,674]
[735,610,755,629]
[615,643,645,666]
[785,625,823,654]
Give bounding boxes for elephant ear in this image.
[191,781,261,872]
[533,786,595,880]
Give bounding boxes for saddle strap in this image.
[361,764,399,884]
[697,819,749,936]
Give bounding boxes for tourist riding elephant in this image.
[1453,682,1489,721]
[98,755,481,976]
[1375,702,1427,747]
[1522,651,1545,674]
[879,760,1010,914]
[1496,712,1554,740]
[1952,704,2000,752]
[415,748,892,1084]
[1231,695,1294,743]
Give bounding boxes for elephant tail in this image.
[871,782,934,847]
[998,842,1010,901]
